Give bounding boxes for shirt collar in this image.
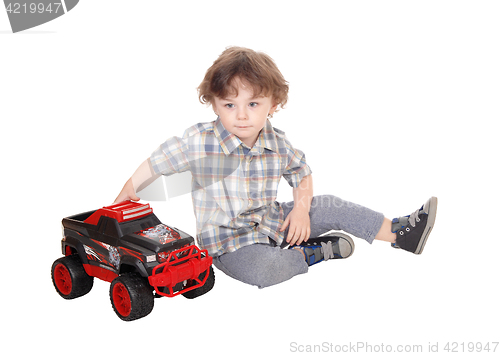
[213,117,242,155]
[252,119,279,154]
[214,117,279,155]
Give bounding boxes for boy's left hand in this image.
[280,207,311,246]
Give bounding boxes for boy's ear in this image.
[269,101,279,115]
[211,101,218,116]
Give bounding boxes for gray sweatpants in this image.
[212,195,384,288]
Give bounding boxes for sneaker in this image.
[391,196,438,254]
[292,232,355,266]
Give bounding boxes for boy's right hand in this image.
[114,178,140,204]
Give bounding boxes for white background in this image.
[1,1,499,355]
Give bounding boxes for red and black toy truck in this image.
[51,201,214,321]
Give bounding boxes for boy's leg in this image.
[374,218,397,243]
[281,195,385,244]
[212,243,308,289]
[281,195,437,255]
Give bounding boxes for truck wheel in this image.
[182,266,215,299]
[110,273,154,321]
[51,255,94,299]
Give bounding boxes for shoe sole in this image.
[414,196,438,254]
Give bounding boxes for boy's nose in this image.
[237,107,248,120]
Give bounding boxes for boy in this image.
[114,47,437,288]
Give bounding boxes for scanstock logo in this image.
[3,0,79,33]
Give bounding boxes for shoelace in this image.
[408,209,422,228]
[320,241,335,261]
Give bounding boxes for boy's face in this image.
[213,78,277,148]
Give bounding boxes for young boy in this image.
[114,47,438,288]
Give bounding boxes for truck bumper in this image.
[148,244,213,297]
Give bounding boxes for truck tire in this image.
[182,266,215,299]
[110,273,154,321]
[51,255,94,299]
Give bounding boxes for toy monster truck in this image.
[51,201,214,321]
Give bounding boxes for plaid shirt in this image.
[150,117,312,257]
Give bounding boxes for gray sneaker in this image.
[391,196,438,254]
[292,232,355,266]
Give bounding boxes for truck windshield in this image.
[118,214,161,237]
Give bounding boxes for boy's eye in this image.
[225,103,235,109]
[249,102,258,107]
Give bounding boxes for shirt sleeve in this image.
[282,138,312,188]
[150,135,191,176]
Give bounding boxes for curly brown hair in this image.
[198,47,289,111]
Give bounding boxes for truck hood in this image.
[121,223,194,254]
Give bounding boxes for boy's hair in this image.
[198,47,289,111]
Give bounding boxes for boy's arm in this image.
[114,158,161,203]
[280,174,313,246]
